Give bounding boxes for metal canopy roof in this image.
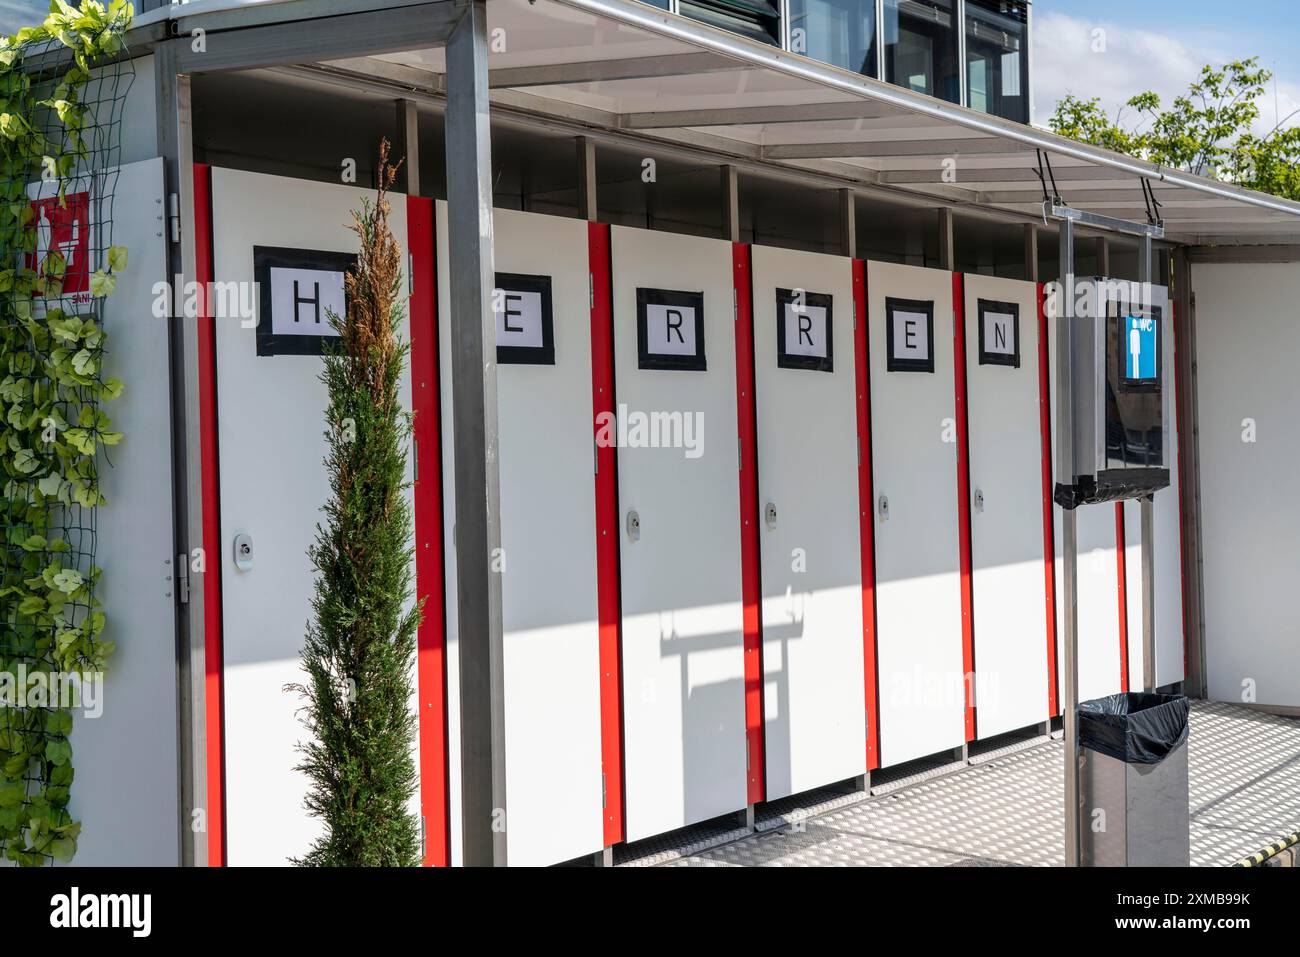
[151,0,1300,245]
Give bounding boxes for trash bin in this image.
[1078,692,1191,866]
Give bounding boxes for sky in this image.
[1032,0,1300,134]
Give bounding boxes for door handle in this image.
[764,502,778,530]
[877,495,889,522]
[974,487,985,513]
[626,509,640,542]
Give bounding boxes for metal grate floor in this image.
[642,701,1300,867]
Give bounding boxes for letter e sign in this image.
[776,288,833,372]
[885,296,934,373]
[495,273,555,365]
[637,288,706,371]
[977,299,1019,367]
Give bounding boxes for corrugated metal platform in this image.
[628,701,1300,867]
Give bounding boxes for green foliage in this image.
[1049,58,1300,200]
[292,142,422,867]
[0,0,131,866]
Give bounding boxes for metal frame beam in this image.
[1049,203,1164,239]
[157,40,205,870]
[444,0,507,868]
[619,100,905,128]
[169,1,459,73]
[763,138,1034,160]
[491,51,745,88]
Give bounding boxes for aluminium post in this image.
[445,0,507,867]
[1139,233,1156,691]
[1057,214,1081,867]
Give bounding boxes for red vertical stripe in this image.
[193,163,225,866]
[589,222,626,845]
[1115,503,1130,692]
[1036,282,1060,716]
[952,272,976,742]
[408,197,450,866]
[733,242,765,804]
[853,261,881,770]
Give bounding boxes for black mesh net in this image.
[0,15,133,865]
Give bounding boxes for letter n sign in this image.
[885,296,934,373]
[977,299,1020,368]
[495,273,555,365]
[254,246,356,356]
[637,288,706,371]
[776,288,833,372]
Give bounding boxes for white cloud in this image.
[1032,11,1300,136]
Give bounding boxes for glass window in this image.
[964,0,1029,122]
[788,0,879,77]
[883,0,960,104]
[678,0,782,46]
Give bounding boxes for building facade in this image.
[639,0,1032,122]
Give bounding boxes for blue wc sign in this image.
[1124,314,1159,383]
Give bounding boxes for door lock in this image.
[877,495,889,522]
[974,487,985,513]
[626,510,640,542]
[764,502,778,530]
[233,532,254,572]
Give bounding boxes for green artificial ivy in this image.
[0,0,132,866]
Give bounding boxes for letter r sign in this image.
[636,287,706,371]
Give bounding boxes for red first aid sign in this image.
[27,191,92,307]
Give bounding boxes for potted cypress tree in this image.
[292,140,422,866]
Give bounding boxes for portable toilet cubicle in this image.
[172,178,1199,864]
[73,157,1201,868]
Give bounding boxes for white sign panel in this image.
[886,297,935,373]
[495,272,555,364]
[977,299,1020,368]
[776,288,833,372]
[254,246,356,355]
[637,288,706,370]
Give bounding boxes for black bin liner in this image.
[1078,692,1190,765]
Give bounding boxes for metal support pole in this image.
[721,164,740,243]
[1057,215,1081,867]
[840,188,856,259]
[1096,236,1110,277]
[1139,233,1156,691]
[157,41,204,868]
[937,206,955,271]
[1023,223,1038,282]
[395,98,421,196]
[445,0,507,867]
[576,135,597,222]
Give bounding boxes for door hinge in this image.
[733,288,738,322]
[745,737,750,771]
[593,435,599,475]
[408,253,414,295]
[168,192,180,244]
[589,273,594,310]
[176,553,190,605]
[412,437,419,483]
[420,815,427,859]
[602,772,607,809]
